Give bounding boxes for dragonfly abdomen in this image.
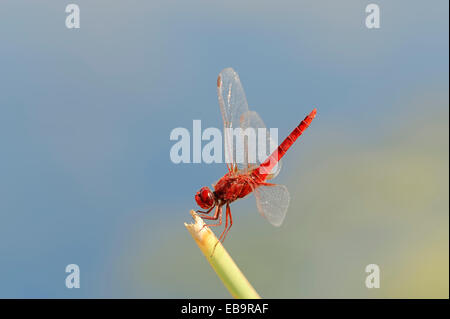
[256,108,317,178]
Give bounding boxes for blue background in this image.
[0,1,448,297]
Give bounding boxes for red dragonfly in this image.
[195,68,316,243]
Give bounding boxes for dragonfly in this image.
[195,67,316,243]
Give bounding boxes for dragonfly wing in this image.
[240,110,282,177]
[254,184,290,227]
[217,68,250,172]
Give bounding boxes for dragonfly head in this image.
[195,186,215,209]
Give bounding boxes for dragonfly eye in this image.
[195,187,215,209]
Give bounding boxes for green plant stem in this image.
[185,210,261,299]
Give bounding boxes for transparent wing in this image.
[217,68,249,172]
[240,111,282,178]
[254,184,290,227]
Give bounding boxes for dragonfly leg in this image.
[202,205,223,228]
[198,205,219,221]
[218,204,230,242]
[211,204,232,256]
[196,205,214,215]
[220,203,233,243]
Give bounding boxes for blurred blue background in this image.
[0,1,448,298]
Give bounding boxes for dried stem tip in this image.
[185,210,261,299]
